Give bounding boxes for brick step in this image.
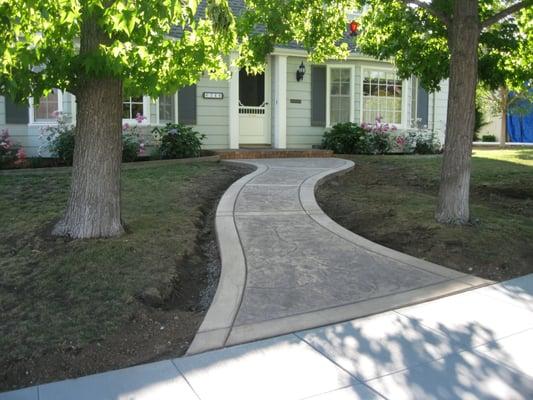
[213,148,333,160]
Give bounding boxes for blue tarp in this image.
[507,92,533,143]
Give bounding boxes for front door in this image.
[239,69,270,145]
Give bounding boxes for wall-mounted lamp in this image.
[296,62,306,82]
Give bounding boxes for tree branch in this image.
[397,0,451,26]
[481,0,533,29]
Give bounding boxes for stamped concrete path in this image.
[188,158,490,354]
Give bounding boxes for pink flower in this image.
[135,113,146,123]
[14,147,27,165]
[122,123,130,130]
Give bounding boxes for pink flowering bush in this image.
[322,116,396,154]
[1,129,26,168]
[43,114,149,165]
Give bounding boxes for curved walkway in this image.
[188,157,490,354]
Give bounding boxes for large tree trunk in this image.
[52,11,124,238]
[499,87,508,145]
[435,0,480,224]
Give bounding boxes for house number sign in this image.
[203,92,224,100]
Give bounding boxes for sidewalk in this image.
[2,274,532,399]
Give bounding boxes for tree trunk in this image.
[435,0,480,224]
[499,87,508,145]
[52,11,125,238]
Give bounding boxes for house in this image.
[0,3,450,157]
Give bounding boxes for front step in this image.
[213,148,333,160]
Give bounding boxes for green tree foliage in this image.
[354,0,532,92]
[0,0,351,102]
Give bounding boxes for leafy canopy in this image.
[354,0,533,92]
[0,0,351,102]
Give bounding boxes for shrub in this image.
[43,119,76,164]
[322,122,372,154]
[122,132,141,162]
[1,129,26,168]
[482,134,497,142]
[413,130,442,154]
[44,117,146,165]
[152,123,205,159]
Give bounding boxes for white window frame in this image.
[122,95,151,125]
[155,93,178,125]
[326,64,355,128]
[359,65,409,128]
[29,89,63,125]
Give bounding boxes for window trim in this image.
[122,95,151,125]
[359,65,409,129]
[155,93,178,125]
[326,64,355,128]
[29,89,64,125]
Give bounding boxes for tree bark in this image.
[499,87,508,145]
[435,0,480,224]
[52,11,124,238]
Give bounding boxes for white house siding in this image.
[428,79,449,144]
[285,56,324,148]
[0,95,32,155]
[0,96,5,125]
[193,77,230,149]
[285,56,414,149]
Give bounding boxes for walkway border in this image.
[187,162,267,354]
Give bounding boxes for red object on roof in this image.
[349,20,359,36]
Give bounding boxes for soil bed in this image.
[0,161,252,391]
[317,150,533,282]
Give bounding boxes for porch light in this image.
[296,62,306,82]
[349,20,359,36]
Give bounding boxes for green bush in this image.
[482,134,497,142]
[44,120,76,164]
[1,129,26,168]
[152,123,205,159]
[322,122,373,154]
[369,132,391,155]
[122,132,141,162]
[413,130,442,154]
[45,120,144,165]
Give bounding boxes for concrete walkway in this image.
[2,274,532,399]
[188,158,490,354]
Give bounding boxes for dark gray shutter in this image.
[416,84,429,127]
[311,66,326,127]
[178,84,197,125]
[5,97,29,124]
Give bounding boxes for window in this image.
[158,94,175,123]
[362,69,403,125]
[123,96,144,120]
[329,68,352,126]
[34,89,60,122]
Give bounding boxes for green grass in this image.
[0,162,237,362]
[319,149,533,280]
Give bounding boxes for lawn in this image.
[0,161,250,391]
[317,149,533,281]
